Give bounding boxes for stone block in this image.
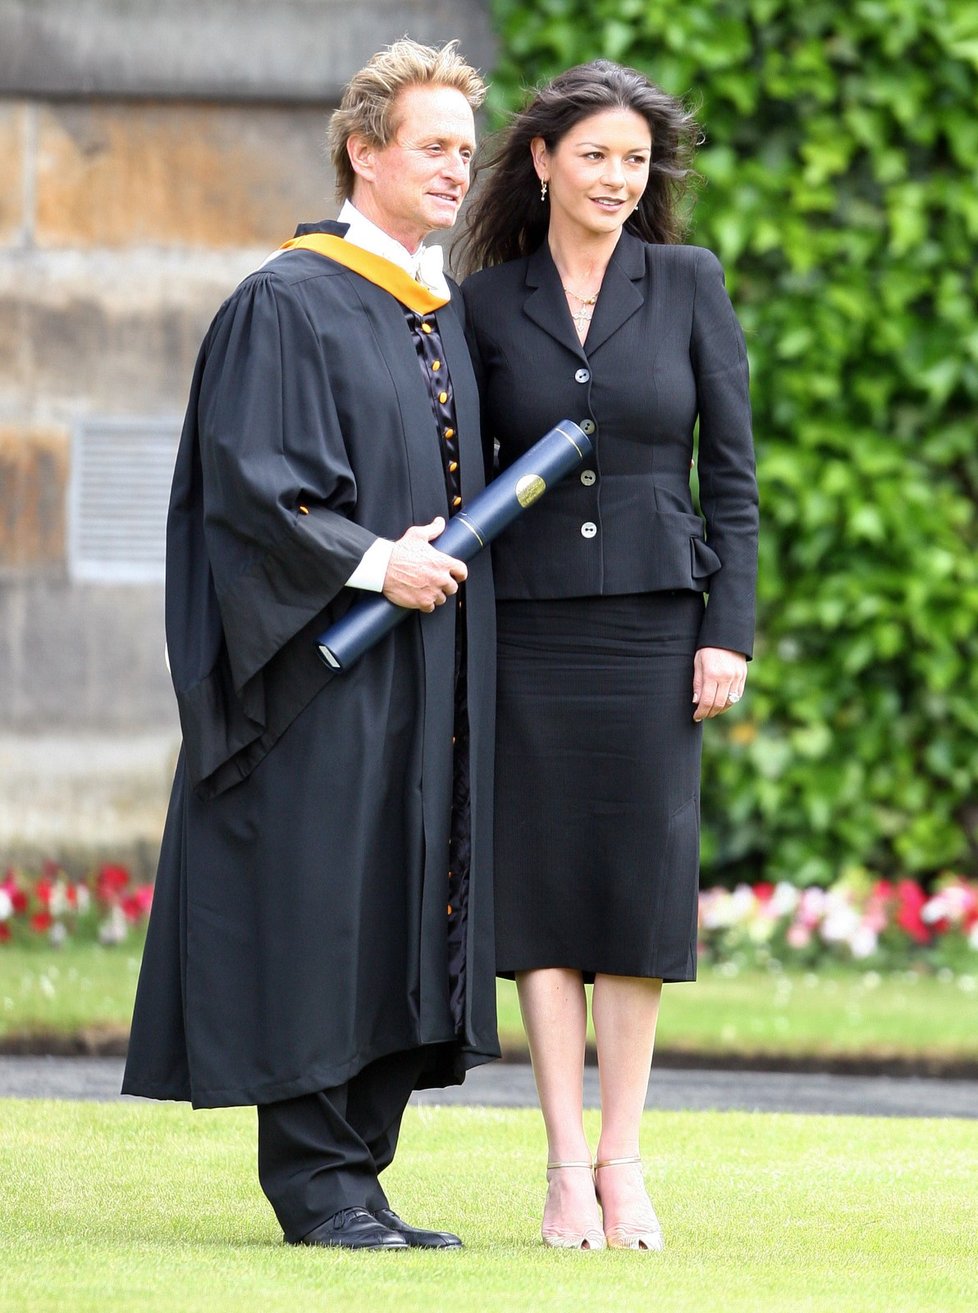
[0,577,176,730]
[0,0,496,103]
[0,103,26,245]
[0,249,263,419]
[0,425,68,572]
[0,731,177,870]
[35,101,337,249]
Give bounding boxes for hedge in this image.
[485,0,978,885]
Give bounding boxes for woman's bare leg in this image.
[591,973,664,1248]
[516,967,604,1247]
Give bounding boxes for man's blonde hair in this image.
[328,38,487,202]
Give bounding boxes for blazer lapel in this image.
[521,233,647,359]
[522,244,588,362]
[583,230,646,357]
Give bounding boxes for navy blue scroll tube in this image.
[317,419,592,671]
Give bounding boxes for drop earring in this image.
[540,179,548,203]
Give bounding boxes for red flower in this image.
[0,924,11,943]
[1,876,29,916]
[35,878,53,907]
[96,864,131,902]
[895,879,930,945]
[753,882,775,902]
[121,887,153,922]
[30,911,53,933]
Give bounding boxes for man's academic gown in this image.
[122,226,499,1109]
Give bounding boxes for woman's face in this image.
[532,108,652,241]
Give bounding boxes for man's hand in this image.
[692,646,748,722]
[382,518,467,612]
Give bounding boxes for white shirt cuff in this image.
[346,537,395,591]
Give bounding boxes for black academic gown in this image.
[122,225,499,1109]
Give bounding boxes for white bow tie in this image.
[414,244,449,297]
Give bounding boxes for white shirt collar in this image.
[337,200,450,300]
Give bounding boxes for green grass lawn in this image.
[0,1100,974,1313]
[495,970,978,1062]
[3,941,978,1062]
[0,943,143,1046]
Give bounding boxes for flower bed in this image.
[3,862,978,976]
[699,873,978,976]
[0,863,152,947]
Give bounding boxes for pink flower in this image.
[797,887,827,928]
[787,922,811,949]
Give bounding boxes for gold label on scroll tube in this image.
[515,474,547,508]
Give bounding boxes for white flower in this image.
[849,925,878,959]
[771,882,801,917]
[49,881,70,918]
[98,905,128,946]
[0,889,12,921]
[820,900,860,944]
[748,916,776,944]
[730,885,755,922]
[700,890,735,930]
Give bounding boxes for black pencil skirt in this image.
[493,590,705,983]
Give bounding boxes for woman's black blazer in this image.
[462,231,758,658]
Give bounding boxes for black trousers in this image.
[256,1048,430,1242]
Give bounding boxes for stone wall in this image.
[0,0,494,867]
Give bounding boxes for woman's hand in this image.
[692,647,747,722]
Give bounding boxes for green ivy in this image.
[487,0,978,885]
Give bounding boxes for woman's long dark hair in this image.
[456,61,700,275]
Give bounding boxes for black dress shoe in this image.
[292,1207,409,1250]
[372,1208,463,1249]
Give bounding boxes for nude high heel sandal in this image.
[594,1156,664,1251]
[541,1161,607,1250]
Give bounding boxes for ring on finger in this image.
[726,691,742,704]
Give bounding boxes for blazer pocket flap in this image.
[691,536,723,579]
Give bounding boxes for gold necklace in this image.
[563,284,599,336]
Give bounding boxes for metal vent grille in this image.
[68,418,181,583]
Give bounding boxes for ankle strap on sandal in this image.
[594,1155,642,1169]
[546,1160,594,1171]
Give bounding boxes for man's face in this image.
[349,84,476,251]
